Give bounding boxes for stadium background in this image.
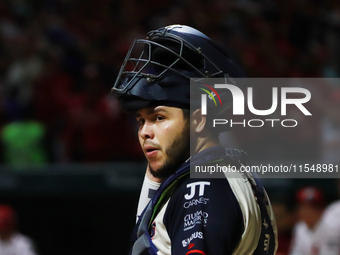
[0,0,339,254]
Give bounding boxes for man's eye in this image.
[137,119,145,125]
[156,116,164,121]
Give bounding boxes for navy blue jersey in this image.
[130,146,278,255]
[163,177,244,254]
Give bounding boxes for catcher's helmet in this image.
[112,25,245,114]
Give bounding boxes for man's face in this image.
[136,106,190,179]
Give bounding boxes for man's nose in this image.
[140,122,154,140]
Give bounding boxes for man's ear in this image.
[192,109,206,133]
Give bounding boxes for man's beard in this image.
[149,122,190,179]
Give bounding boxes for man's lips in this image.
[144,145,160,157]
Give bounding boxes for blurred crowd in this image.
[0,0,339,166]
[0,1,339,254]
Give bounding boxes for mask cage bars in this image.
[112,30,224,92]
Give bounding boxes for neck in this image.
[194,136,220,154]
[146,167,165,183]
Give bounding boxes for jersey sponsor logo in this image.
[186,243,207,255]
[184,182,210,200]
[183,197,209,209]
[184,210,209,231]
[182,231,204,247]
